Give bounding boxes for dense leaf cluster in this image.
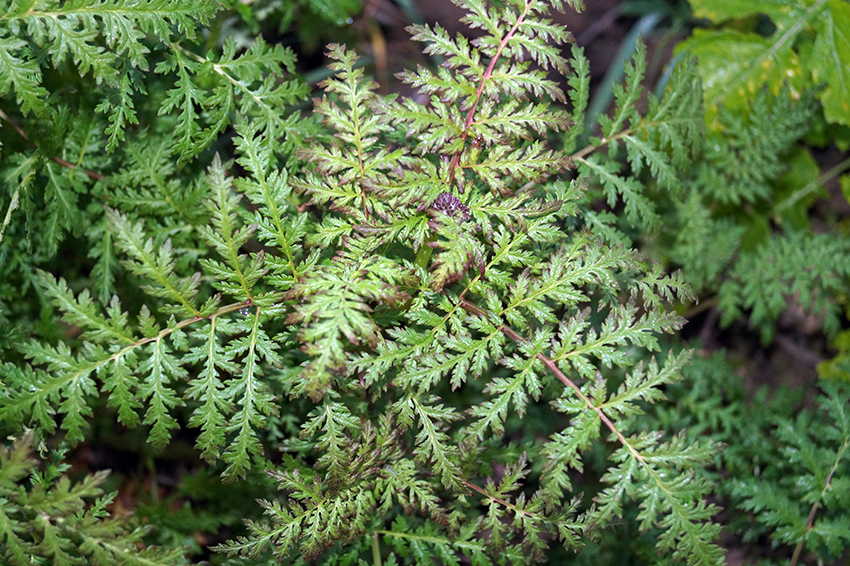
[0,431,184,566]
[1,0,849,564]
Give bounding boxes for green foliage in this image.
[652,351,850,565]
[0,430,184,565]
[641,0,850,344]
[1,0,849,564]
[573,11,850,561]
[679,0,850,128]
[0,0,215,118]
[719,230,850,342]
[0,0,312,366]
[571,1,850,348]
[732,381,850,560]
[567,38,705,234]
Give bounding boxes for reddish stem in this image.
[0,107,104,181]
[447,0,534,189]
[458,297,644,462]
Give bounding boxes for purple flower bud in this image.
[432,192,470,221]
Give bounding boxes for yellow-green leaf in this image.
[676,29,805,126]
[808,0,850,126]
